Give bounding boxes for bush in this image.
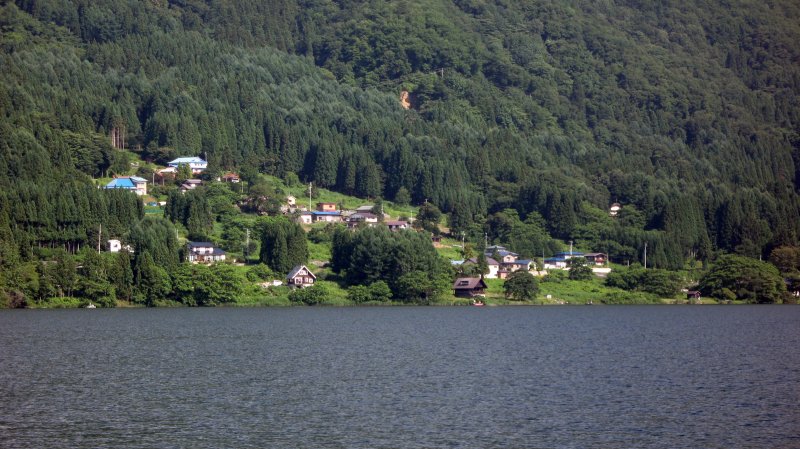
[543,270,567,283]
[288,284,329,305]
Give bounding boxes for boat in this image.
[472,299,485,307]
[86,302,96,309]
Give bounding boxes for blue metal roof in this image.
[105,178,135,189]
[313,211,341,216]
[554,252,584,257]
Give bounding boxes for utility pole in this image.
[308,182,313,211]
[569,240,573,257]
[97,224,102,254]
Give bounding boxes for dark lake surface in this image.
[1,306,798,448]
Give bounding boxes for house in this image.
[453,277,488,298]
[544,251,589,269]
[544,257,568,269]
[297,212,313,225]
[386,220,410,231]
[107,239,133,253]
[463,257,501,279]
[609,203,621,217]
[105,176,147,196]
[687,290,701,300]
[221,172,240,183]
[583,253,607,266]
[286,195,296,207]
[431,235,443,247]
[317,202,337,212]
[347,212,379,228]
[287,265,316,288]
[108,239,122,252]
[187,242,226,263]
[169,157,208,174]
[180,179,203,192]
[313,211,343,223]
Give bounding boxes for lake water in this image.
[0,306,798,448]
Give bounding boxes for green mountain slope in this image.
[2,0,800,270]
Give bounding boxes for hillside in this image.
[1,0,800,305]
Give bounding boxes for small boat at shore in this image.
[86,302,96,309]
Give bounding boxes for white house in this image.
[187,242,226,263]
[169,157,208,174]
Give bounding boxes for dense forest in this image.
[1,1,799,305]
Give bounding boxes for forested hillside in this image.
[2,1,800,304]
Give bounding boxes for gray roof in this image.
[453,278,488,290]
[287,265,316,280]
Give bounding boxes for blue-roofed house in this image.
[312,211,343,223]
[105,176,148,196]
[187,242,226,263]
[168,157,208,174]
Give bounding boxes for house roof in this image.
[356,205,374,211]
[554,252,584,257]
[287,264,316,280]
[313,211,341,216]
[515,259,532,265]
[583,253,606,257]
[489,249,518,258]
[466,257,499,266]
[169,157,207,164]
[545,257,567,262]
[187,241,215,248]
[350,212,377,220]
[453,278,488,290]
[386,220,408,226]
[106,177,145,189]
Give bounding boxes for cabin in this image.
[187,242,226,263]
[686,291,701,300]
[287,265,316,288]
[221,172,240,183]
[105,176,147,196]
[453,277,488,298]
[386,220,410,231]
[169,157,207,174]
[583,253,607,266]
[180,179,203,192]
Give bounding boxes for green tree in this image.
[568,257,594,281]
[699,254,787,304]
[503,270,539,300]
